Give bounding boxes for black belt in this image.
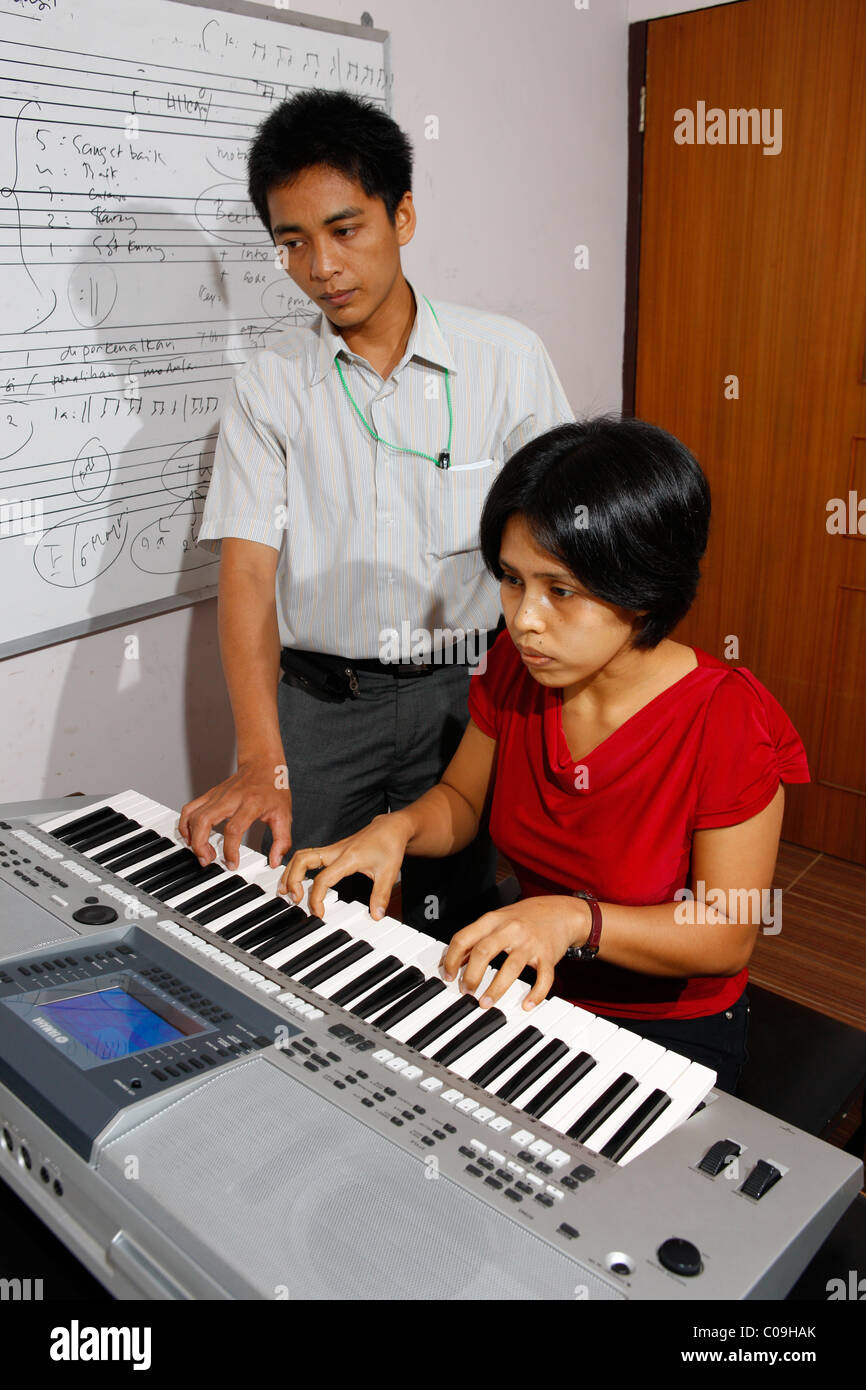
[279,634,495,703]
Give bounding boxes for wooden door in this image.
[631,0,866,862]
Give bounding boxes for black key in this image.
[524,1051,596,1119]
[432,1007,507,1066]
[175,875,247,916]
[62,810,131,847]
[93,829,160,865]
[566,1073,639,1143]
[495,1039,570,1104]
[275,930,351,977]
[219,900,303,944]
[106,835,175,873]
[190,883,266,926]
[128,847,198,888]
[406,994,478,1051]
[600,1088,671,1162]
[154,862,224,901]
[49,805,120,840]
[70,816,140,853]
[247,915,323,961]
[330,956,404,1008]
[373,977,447,1031]
[351,966,425,1020]
[137,852,206,894]
[299,940,373,988]
[470,1025,543,1088]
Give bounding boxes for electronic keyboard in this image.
[0,791,861,1301]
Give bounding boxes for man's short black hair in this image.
[247,89,414,235]
[479,416,711,649]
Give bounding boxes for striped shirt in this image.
[196,280,575,657]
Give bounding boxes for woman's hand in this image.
[441,895,592,1010]
[279,812,413,920]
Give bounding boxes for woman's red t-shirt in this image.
[466,630,810,1020]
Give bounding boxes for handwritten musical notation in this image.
[0,0,390,654]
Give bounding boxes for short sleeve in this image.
[502,334,575,462]
[196,359,288,555]
[467,629,522,739]
[693,669,810,830]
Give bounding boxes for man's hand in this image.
[280,812,413,920]
[440,895,592,1010]
[179,760,292,871]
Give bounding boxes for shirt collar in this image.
[309,280,456,386]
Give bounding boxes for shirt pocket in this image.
[430,458,500,557]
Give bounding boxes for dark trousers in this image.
[260,660,498,943]
[603,991,751,1094]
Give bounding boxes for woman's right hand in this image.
[280,812,413,920]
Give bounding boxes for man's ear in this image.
[395,191,416,248]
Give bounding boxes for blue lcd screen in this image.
[40,987,184,1061]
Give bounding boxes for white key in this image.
[208,878,340,936]
[543,1031,661,1137]
[357,941,447,1023]
[312,943,402,1001]
[506,1012,617,1112]
[348,935,442,1014]
[411,968,503,1058]
[110,811,224,882]
[483,1001,593,1098]
[422,980,532,1071]
[262,919,351,973]
[39,789,144,833]
[618,1060,716,1165]
[448,996,573,1081]
[73,795,169,858]
[581,1050,694,1157]
[308,919,422,998]
[165,856,280,910]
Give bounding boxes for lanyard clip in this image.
[436,451,450,469]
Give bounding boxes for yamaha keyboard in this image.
[0,791,861,1300]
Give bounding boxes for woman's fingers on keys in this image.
[522,959,556,1010]
[280,847,332,902]
[440,913,501,981]
[368,863,400,921]
[459,929,514,996]
[477,951,526,1009]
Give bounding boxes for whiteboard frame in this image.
[171,0,390,45]
[0,0,392,660]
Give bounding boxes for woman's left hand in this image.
[440,895,592,1010]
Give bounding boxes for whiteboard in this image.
[0,0,391,658]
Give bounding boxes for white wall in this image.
[629,0,741,18]
[0,0,716,811]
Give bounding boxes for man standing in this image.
[180,89,574,939]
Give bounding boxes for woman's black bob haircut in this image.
[247,89,414,235]
[479,416,711,650]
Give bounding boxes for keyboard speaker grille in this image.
[0,879,81,960]
[96,1056,624,1301]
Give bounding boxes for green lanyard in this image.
[333,295,453,468]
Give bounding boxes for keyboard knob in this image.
[657,1237,703,1277]
[72,904,118,925]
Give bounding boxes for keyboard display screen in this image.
[41,986,184,1060]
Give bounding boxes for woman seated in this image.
[280,417,809,1093]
